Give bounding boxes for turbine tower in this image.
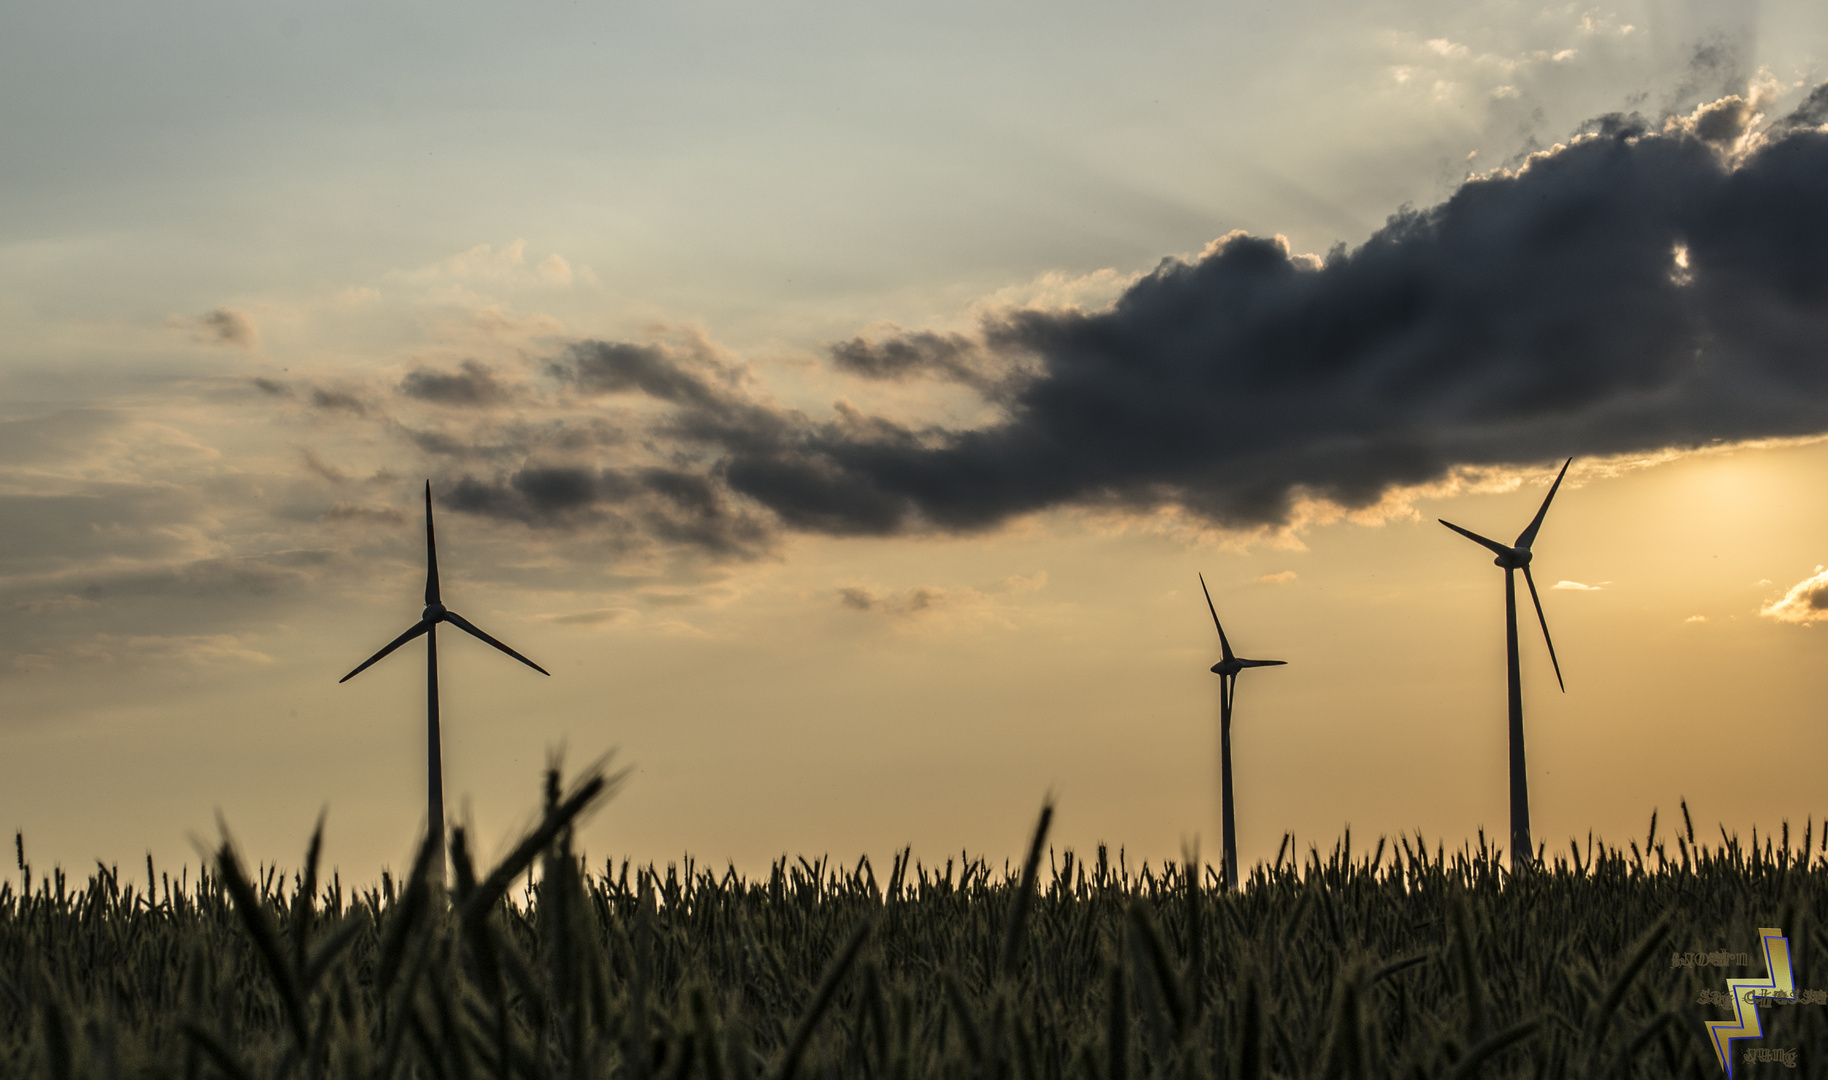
[340,482,550,882]
[1438,457,1571,872]
[1198,574,1286,891]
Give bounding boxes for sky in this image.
[4,0,1828,887]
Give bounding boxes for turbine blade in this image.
[424,481,441,606]
[1198,573,1234,661]
[1439,519,1512,558]
[444,611,551,676]
[1514,457,1572,550]
[339,619,431,683]
[1522,565,1565,692]
[1236,659,1287,668]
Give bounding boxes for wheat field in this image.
[5,763,1825,1079]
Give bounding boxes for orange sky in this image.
[3,0,1828,886]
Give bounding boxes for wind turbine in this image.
[340,482,550,882]
[1198,574,1286,891]
[1438,457,1571,872]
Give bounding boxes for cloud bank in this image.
[269,85,1828,564]
[706,89,1828,537]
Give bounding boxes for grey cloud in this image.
[405,428,481,458]
[311,388,367,415]
[322,502,407,526]
[1774,82,1828,135]
[133,550,333,598]
[1667,38,1749,116]
[0,486,206,574]
[695,91,1828,535]
[445,464,771,557]
[836,584,951,616]
[400,360,512,406]
[398,416,627,462]
[829,330,1011,396]
[252,377,291,396]
[550,340,730,408]
[0,552,336,676]
[0,410,123,466]
[188,308,259,350]
[302,448,350,483]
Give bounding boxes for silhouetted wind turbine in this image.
[1198,574,1286,891]
[340,482,549,882]
[1438,457,1571,872]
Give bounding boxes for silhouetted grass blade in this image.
[1440,1019,1538,1080]
[997,799,1053,981]
[772,916,874,1080]
[213,837,311,1050]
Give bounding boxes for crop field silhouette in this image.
[5,762,1826,1079]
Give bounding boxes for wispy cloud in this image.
[836,571,1046,631]
[170,308,260,350]
[12,632,274,673]
[537,607,634,626]
[322,502,407,526]
[400,360,516,407]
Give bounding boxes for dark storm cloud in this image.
[693,92,1828,534]
[410,88,1828,551]
[400,360,512,406]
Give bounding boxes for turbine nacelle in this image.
[1492,547,1532,570]
[1210,658,1287,676]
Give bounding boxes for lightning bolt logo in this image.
[1705,927,1793,1077]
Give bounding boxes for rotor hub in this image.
[423,602,448,623]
